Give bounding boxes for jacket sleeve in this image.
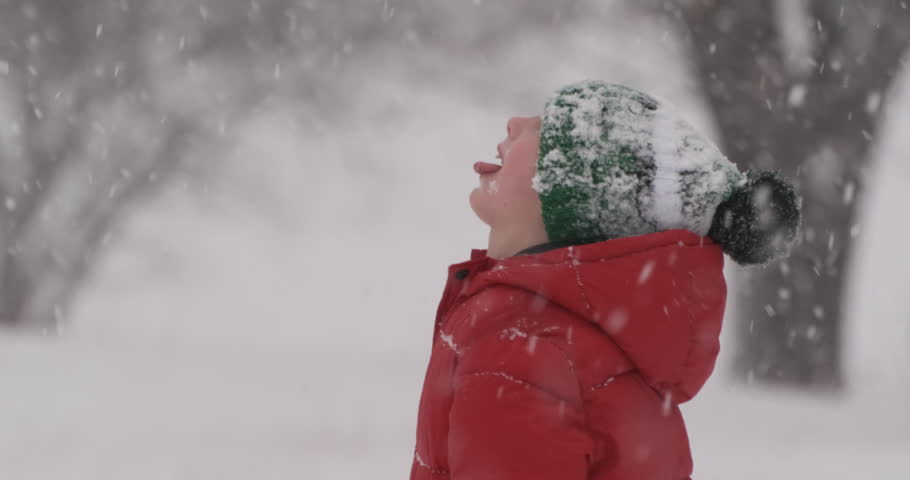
[447,330,593,480]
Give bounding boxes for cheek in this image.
[493,169,538,211]
[499,176,539,213]
[501,158,537,198]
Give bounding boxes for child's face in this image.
[469,116,544,232]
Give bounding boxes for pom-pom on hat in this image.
[533,80,800,265]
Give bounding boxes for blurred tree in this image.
[0,0,301,328]
[663,0,910,387]
[0,0,189,327]
[0,0,595,329]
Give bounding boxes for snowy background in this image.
[1,2,909,479]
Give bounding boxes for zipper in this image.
[432,267,474,342]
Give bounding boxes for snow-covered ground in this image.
[2,8,909,480]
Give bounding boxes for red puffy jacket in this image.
[410,230,727,480]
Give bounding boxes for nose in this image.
[507,116,541,138]
[506,118,519,138]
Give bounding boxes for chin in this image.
[469,187,494,226]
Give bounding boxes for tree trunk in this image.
[0,0,284,329]
[678,0,910,386]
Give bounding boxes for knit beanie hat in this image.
[533,80,801,265]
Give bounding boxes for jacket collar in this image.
[455,229,727,403]
[514,240,586,257]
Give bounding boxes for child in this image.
[410,80,800,480]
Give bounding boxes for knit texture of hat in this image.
[532,80,801,265]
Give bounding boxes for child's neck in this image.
[486,225,549,260]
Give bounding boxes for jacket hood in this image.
[464,229,727,402]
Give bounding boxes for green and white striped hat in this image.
[533,80,801,265]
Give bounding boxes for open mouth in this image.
[474,151,502,175]
[473,161,502,175]
[475,145,505,175]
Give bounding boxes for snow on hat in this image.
[533,80,801,265]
